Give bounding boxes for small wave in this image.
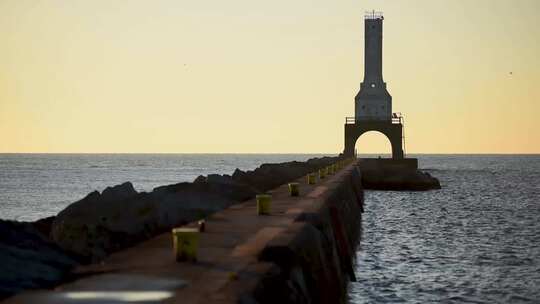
[506,294,536,303]
[408,257,423,263]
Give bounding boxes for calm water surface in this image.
[1,154,539,302]
[349,155,540,303]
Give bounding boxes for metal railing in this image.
[345,113,402,125]
[365,11,384,20]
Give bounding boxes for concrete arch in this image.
[354,130,392,156]
[344,121,403,159]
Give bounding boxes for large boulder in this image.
[51,182,148,259]
[0,219,79,300]
[50,179,258,260]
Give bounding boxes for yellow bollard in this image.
[319,168,327,179]
[288,182,300,197]
[327,165,334,175]
[172,227,200,262]
[307,173,317,185]
[256,194,272,215]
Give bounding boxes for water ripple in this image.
[348,155,540,303]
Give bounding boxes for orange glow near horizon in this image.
[1,0,539,154]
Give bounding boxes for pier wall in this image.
[357,158,418,171]
[243,163,364,304]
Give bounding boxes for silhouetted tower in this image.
[355,11,392,121]
[344,12,405,159]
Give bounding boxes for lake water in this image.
[0,154,538,302]
[348,155,540,303]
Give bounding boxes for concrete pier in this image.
[357,158,418,171]
[5,162,364,304]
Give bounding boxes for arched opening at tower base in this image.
[354,131,392,158]
[343,121,404,160]
[343,120,418,171]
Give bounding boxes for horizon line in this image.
[0,152,539,156]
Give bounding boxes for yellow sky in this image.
[0,0,538,154]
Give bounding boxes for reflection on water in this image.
[348,155,540,303]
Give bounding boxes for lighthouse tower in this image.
[355,11,392,121]
[344,12,406,160]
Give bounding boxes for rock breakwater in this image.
[0,156,338,300]
[0,220,79,299]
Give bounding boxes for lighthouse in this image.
[344,12,407,160]
[355,11,392,121]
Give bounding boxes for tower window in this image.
[370,83,376,88]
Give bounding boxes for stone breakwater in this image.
[1,158,440,302]
[4,159,364,304]
[0,156,339,300]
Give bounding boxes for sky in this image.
[0,0,538,154]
